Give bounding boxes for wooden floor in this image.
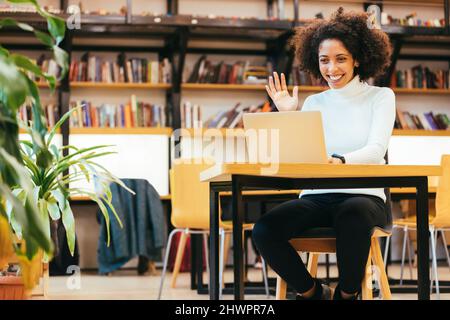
[30,263,450,300]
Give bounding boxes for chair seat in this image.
[289,226,391,253]
[394,217,450,229]
[221,221,254,230]
[294,225,392,239]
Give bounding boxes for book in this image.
[424,112,439,130]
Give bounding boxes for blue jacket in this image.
[97,179,166,274]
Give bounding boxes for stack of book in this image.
[381,12,445,27]
[180,101,272,129]
[395,109,449,130]
[0,4,60,14]
[391,66,449,89]
[186,55,272,85]
[69,53,171,84]
[290,67,327,87]
[26,55,60,83]
[69,95,167,128]
[18,102,58,128]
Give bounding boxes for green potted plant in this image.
[0,0,130,298]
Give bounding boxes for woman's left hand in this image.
[328,157,343,164]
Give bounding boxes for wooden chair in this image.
[276,188,393,300]
[158,159,269,299]
[385,155,450,299]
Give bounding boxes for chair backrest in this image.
[434,154,450,224]
[170,158,215,229]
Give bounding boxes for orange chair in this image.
[275,188,393,300]
[158,159,268,299]
[385,155,450,299]
[275,228,392,300]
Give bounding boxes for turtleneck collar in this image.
[327,75,368,98]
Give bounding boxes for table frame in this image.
[209,175,431,300]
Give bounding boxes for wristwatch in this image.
[331,153,346,164]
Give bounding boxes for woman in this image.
[253,7,395,300]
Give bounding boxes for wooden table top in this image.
[200,163,442,183]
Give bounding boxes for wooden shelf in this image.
[70,82,172,89]
[70,194,171,201]
[179,128,246,137]
[181,84,450,95]
[179,128,450,138]
[182,83,266,90]
[182,83,328,92]
[35,82,59,88]
[70,127,173,135]
[292,86,328,92]
[393,129,450,136]
[392,88,450,94]
[19,128,60,134]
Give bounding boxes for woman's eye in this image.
[320,59,328,63]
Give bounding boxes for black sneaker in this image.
[333,284,359,300]
[296,279,333,300]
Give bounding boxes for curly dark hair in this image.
[291,7,392,81]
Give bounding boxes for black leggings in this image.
[252,193,387,294]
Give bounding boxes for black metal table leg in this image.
[232,175,245,300]
[416,176,430,300]
[194,234,205,293]
[191,233,197,290]
[209,186,220,300]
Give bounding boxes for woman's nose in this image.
[328,62,339,73]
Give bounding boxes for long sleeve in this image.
[343,88,396,164]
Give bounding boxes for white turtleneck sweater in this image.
[299,75,396,201]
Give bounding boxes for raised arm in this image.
[265,72,299,112]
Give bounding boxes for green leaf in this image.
[7,0,39,5]
[47,17,66,45]
[0,55,29,110]
[52,45,68,80]
[49,144,60,161]
[61,200,75,255]
[52,189,67,211]
[0,18,34,32]
[0,183,52,256]
[0,45,9,57]
[47,106,83,146]
[38,199,51,240]
[34,30,53,47]
[10,54,56,91]
[47,198,61,220]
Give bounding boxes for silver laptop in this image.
[242,111,328,164]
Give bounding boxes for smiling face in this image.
[318,38,359,89]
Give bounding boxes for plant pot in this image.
[0,276,29,300]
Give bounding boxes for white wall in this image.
[69,134,169,196]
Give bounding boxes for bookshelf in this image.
[393,129,450,136]
[70,82,172,90]
[70,127,173,135]
[393,88,450,94]
[181,83,329,92]
[2,0,450,177]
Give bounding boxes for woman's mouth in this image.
[328,74,344,82]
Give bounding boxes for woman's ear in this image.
[355,61,360,67]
